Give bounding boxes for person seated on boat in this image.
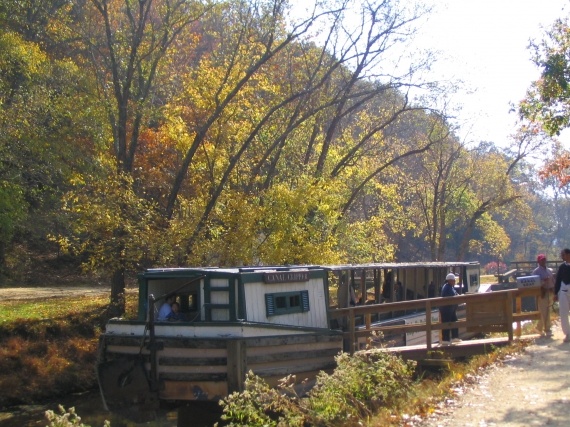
[166,302,186,321]
[157,294,176,321]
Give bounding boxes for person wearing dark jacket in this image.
[555,248,570,343]
[439,273,461,345]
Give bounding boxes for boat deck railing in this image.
[328,287,541,354]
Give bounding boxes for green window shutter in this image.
[265,294,275,316]
[265,291,310,316]
[301,290,310,312]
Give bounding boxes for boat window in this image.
[178,293,198,311]
[265,290,310,316]
[469,274,478,287]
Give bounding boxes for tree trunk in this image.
[109,267,126,317]
[0,241,5,282]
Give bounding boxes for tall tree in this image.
[162,0,441,257]
[520,17,570,137]
[403,132,465,261]
[61,0,209,312]
[519,16,570,187]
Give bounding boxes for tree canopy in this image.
[0,0,565,310]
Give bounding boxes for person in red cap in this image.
[533,254,554,336]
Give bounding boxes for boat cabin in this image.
[137,266,331,329]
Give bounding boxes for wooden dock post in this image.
[348,307,356,354]
[425,300,432,349]
[506,292,514,342]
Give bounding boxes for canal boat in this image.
[97,265,342,417]
[96,261,480,417]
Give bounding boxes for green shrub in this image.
[219,373,309,427]
[308,350,416,423]
[219,350,416,426]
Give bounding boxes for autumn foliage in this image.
[0,0,568,297]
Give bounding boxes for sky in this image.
[289,0,570,161]
[415,0,569,149]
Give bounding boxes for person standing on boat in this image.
[158,294,176,321]
[427,281,436,298]
[395,281,404,301]
[532,254,554,336]
[440,273,461,345]
[554,248,570,343]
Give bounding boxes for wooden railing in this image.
[328,287,541,354]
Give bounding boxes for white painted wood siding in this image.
[210,277,231,321]
[105,322,323,339]
[243,277,329,328]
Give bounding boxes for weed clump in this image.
[219,350,416,426]
[45,405,109,427]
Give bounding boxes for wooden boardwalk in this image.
[381,333,540,362]
[328,286,542,360]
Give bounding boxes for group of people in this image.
[157,294,186,321]
[438,249,570,346]
[534,249,570,343]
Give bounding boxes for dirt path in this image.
[416,320,570,427]
[0,286,111,301]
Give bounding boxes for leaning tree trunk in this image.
[0,241,5,283]
[109,266,126,317]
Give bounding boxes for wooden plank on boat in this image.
[246,333,343,347]
[159,347,227,358]
[247,340,341,356]
[159,356,227,366]
[159,366,227,376]
[160,372,228,381]
[247,348,339,364]
[227,340,247,394]
[103,335,227,349]
[250,359,338,378]
[106,346,150,355]
[160,379,227,401]
[158,338,228,349]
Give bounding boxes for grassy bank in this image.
[0,292,138,408]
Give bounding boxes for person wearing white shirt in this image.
[554,248,570,343]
